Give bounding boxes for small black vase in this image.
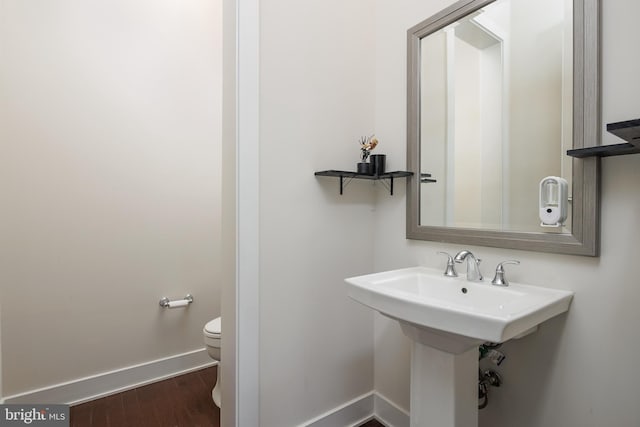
[370,154,386,175]
[357,162,372,175]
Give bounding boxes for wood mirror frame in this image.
[406,0,600,256]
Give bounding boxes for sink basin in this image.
[346,266,574,345]
[346,266,574,426]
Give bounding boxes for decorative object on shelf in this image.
[315,170,413,195]
[567,118,640,158]
[356,162,372,175]
[357,135,379,175]
[370,154,386,175]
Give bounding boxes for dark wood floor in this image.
[358,419,386,427]
[70,366,219,427]
[70,365,385,427]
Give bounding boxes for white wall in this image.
[373,1,640,427]
[220,0,237,424]
[419,32,447,226]
[508,0,566,230]
[373,0,453,409]
[258,0,378,425]
[453,38,484,227]
[0,306,2,402]
[0,0,222,397]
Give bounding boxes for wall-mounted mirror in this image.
[406,0,600,256]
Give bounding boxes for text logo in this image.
[0,405,68,427]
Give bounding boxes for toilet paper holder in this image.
[159,294,194,308]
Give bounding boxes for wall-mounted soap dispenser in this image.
[539,176,568,227]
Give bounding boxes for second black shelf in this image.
[567,118,640,158]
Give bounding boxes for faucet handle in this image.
[491,260,520,286]
[437,252,458,277]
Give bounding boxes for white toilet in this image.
[203,317,222,407]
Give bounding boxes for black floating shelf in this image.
[315,170,413,195]
[567,118,640,158]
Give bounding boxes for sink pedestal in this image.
[346,266,574,427]
[410,343,478,427]
[400,321,483,427]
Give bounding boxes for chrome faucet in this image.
[454,250,483,282]
[437,251,458,277]
[491,260,520,286]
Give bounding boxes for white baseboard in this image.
[3,356,410,427]
[374,392,409,427]
[301,392,374,427]
[3,348,216,406]
[300,391,409,427]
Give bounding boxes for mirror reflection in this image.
[419,0,573,233]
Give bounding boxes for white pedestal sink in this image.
[345,267,574,427]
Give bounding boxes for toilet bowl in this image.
[203,317,221,407]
